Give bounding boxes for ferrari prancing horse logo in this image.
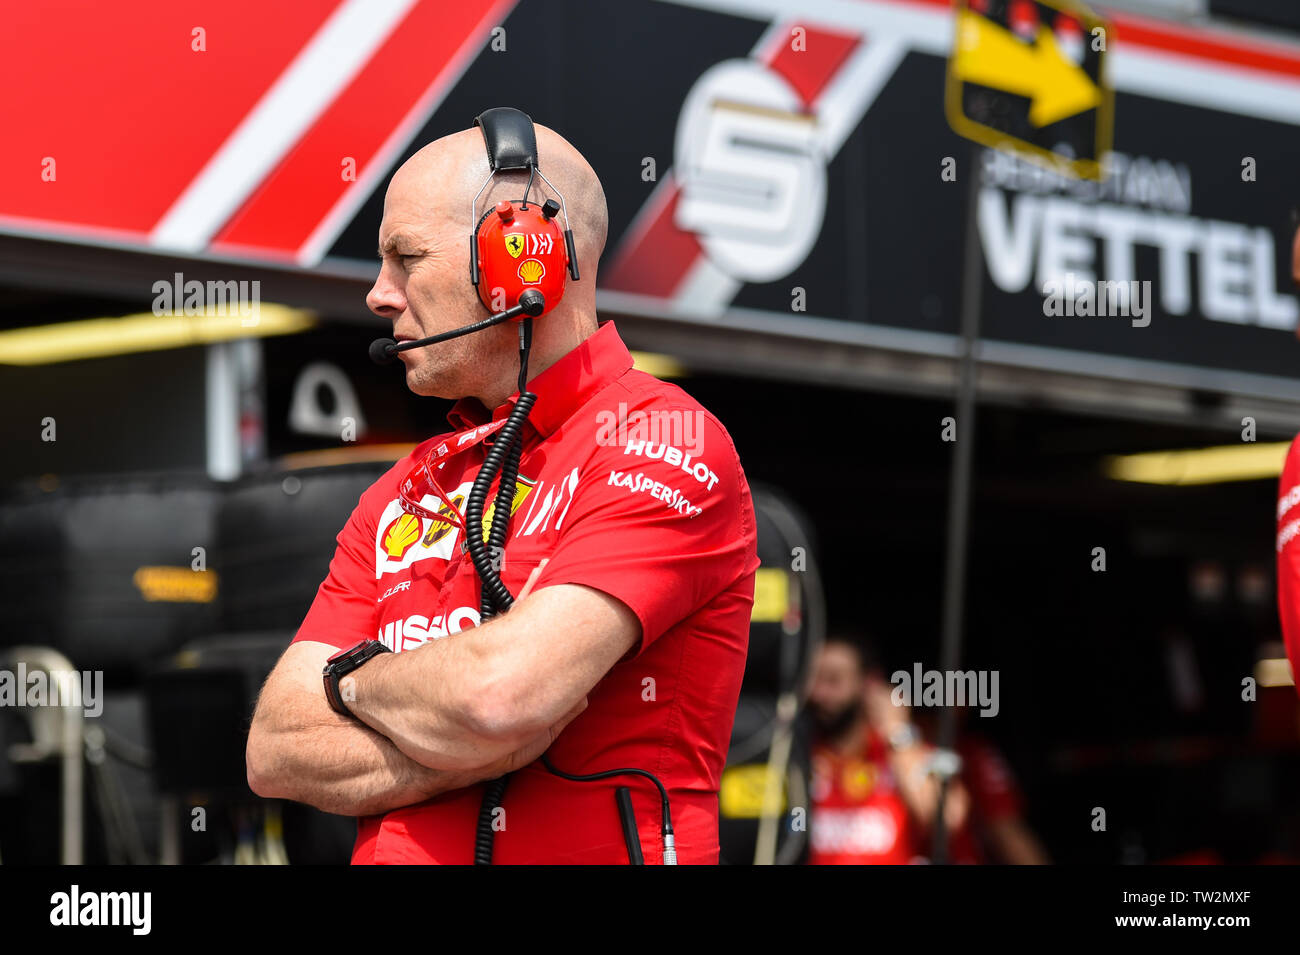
[504,233,524,258]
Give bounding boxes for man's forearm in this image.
[246,640,484,816]
[347,623,522,771]
[246,637,584,817]
[889,746,969,833]
[247,710,472,816]
[890,745,942,825]
[347,585,635,769]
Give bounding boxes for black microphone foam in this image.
[369,337,398,365]
[518,288,546,316]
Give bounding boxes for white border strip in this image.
[656,0,1300,113]
[150,0,418,253]
[675,34,909,314]
[813,35,909,153]
[295,0,520,266]
[670,258,742,315]
[1109,47,1300,125]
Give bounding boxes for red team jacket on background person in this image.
[293,321,760,863]
[947,735,1027,865]
[1277,436,1300,689]
[808,729,920,865]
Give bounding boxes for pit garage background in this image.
[2,0,1300,864]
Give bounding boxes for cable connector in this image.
[662,832,677,865]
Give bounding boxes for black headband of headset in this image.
[470,106,581,283]
[475,107,538,172]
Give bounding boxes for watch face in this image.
[327,640,379,668]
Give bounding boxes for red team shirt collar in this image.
[446,320,634,439]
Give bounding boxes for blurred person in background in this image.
[916,708,1050,865]
[806,636,968,864]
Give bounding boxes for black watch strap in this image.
[323,640,391,718]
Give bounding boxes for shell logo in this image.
[517,258,545,284]
[382,513,422,559]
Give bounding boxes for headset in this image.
[469,106,579,315]
[371,108,675,865]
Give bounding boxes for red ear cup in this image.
[476,200,568,316]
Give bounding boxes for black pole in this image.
[931,141,985,864]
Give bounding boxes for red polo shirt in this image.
[1278,435,1300,691]
[293,321,759,863]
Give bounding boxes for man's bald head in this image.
[366,119,609,406]
[389,124,608,271]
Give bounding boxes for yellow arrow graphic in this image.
[953,9,1101,127]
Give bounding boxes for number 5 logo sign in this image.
[674,59,827,284]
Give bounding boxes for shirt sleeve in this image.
[1277,434,1300,695]
[292,489,380,651]
[533,408,759,656]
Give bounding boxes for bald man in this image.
[245,113,761,864]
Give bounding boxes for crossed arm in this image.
[245,580,640,816]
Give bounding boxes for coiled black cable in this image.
[470,430,525,864]
[469,318,534,864]
[485,437,523,612]
[464,393,535,618]
[465,315,675,864]
[469,425,527,864]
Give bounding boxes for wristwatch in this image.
[322,640,391,718]
[887,723,922,752]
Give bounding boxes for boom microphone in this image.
[369,289,546,365]
[369,337,398,365]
